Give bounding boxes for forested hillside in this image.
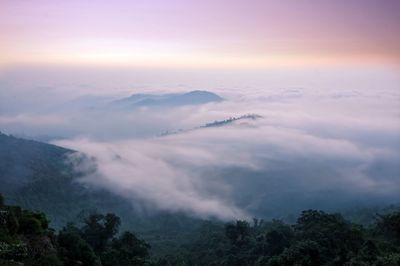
[0,132,123,227]
[1,194,399,265]
[0,132,204,255]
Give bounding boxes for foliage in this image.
[81,212,121,254]
[57,224,101,266]
[102,231,150,266]
[374,211,400,244]
[0,193,400,266]
[0,194,150,265]
[156,210,400,266]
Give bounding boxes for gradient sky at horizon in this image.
[1,0,399,69]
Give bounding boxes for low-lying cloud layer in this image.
[1,67,399,220]
[50,88,400,220]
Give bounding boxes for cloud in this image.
[2,66,400,219]
[0,113,65,126]
[56,138,250,220]
[54,94,400,218]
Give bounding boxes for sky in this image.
[1,0,400,69]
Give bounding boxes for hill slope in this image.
[0,132,202,255]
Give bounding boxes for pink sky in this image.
[1,0,399,68]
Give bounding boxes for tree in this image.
[17,210,49,236]
[225,220,251,248]
[4,210,19,236]
[374,211,400,244]
[18,216,42,235]
[254,220,294,257]
[224,221,254,266]
[81,212,121,254]
[276,240,321,266]
[24,254,62,266]
[58,224,101,266]
[102,231,150,266]
[294,210,364,264]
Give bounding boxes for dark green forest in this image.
[1,193,400,266]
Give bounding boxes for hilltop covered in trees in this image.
[160,114,262,136]
[1,194,399,266]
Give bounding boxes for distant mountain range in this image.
[111,90,223,108]
[57,90,223,112]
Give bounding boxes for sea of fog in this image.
[0,65,399,220]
